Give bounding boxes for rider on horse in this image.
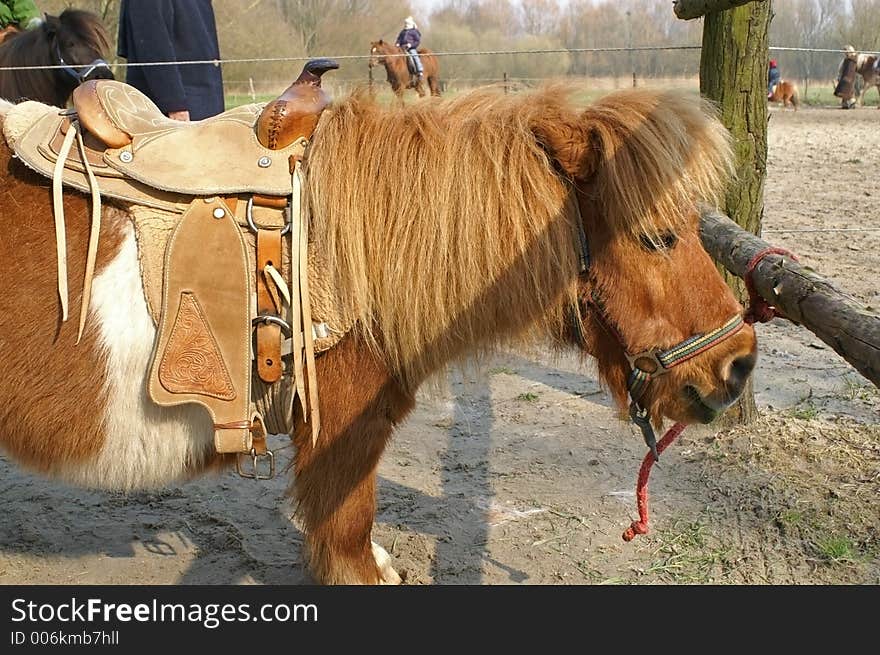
[395,16,423,86]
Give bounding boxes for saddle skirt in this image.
[3,73,353,459]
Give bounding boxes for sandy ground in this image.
[0,104,877,586]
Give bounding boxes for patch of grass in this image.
[516,392,539,402]
[789,402,819,420]
[841,377,878,402]
[777,509,805,528]
[646,520,734,583]
[489,366,516,376]
[815,535,858,563]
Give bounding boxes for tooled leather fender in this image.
[255,59,339,150]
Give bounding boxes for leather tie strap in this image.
[256,228,283,383]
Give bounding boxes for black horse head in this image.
[0,9,113,107]
[44,10,114,84]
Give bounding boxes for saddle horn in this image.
[255,58,339,151]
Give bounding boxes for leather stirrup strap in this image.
[256,228,283,383]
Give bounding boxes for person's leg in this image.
[411,49,424,78]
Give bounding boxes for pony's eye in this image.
[639,232,678,252]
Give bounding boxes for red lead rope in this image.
[622,422,687,541]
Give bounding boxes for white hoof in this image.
[371,541,402,585]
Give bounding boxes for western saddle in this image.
[10,59,341,478]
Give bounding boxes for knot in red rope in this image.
[621,422,687,542]
[622,520,648,542]
[743,247,798,325]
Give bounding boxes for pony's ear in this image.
[42,13,60,36]
[378,39,384,45]
[531,117,597,182]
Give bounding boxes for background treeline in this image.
[36,1,880,92]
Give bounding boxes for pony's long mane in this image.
[0,9,108,103]
[305,86,731,387]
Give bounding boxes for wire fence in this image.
[1,44,873,73]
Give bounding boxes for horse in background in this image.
[855,53,880,107]
[0,9,113,107]
[769,80,799,110]
[369,39,441,100]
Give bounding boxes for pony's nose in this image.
[83,61,114,82]
[722,351,757,399]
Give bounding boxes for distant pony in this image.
[855,53,880,107]
[369,39,441,100]
[0,9,112,107]
[768,80,799,110]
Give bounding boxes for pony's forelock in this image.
[57,9,110,54]
[581,89,733,242]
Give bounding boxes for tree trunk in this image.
[699,1,772,425]
[674,0,765,20]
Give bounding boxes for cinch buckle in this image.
[236,448,276,480]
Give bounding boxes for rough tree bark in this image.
[700,211,880,388]
[699,1,772,424]
[674,0,766,21]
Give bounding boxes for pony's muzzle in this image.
[684,349,757,420]
[82,60,114,82]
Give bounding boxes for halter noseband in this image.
[571,196,745,459]
[54,42,110,83]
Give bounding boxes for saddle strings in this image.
[75,125,102,345]
[51,119,102,343]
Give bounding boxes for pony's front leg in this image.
[291,335,414,584]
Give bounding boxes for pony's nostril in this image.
[725,352,757,393]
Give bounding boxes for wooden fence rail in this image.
[674,0,766,21]
[699,210,880,387]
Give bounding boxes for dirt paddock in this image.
[0,104,877,585]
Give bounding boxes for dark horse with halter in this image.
[369,39,441,99]
[0,9,113,107]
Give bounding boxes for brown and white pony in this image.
[855,53,880,107]
[0,86,757,584]
[369,39,441,100]
[769,80,799,110]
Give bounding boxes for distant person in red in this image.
[117,0,224,121]
[767,59,780,99]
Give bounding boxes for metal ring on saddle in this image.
[252,314,291,333]
[246,197,291,236]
